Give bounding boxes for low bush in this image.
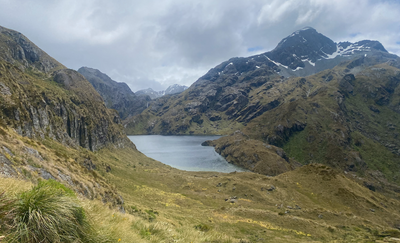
[145,209,158,222]
[194,223,211,232]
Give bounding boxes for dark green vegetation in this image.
[1,24,400,242]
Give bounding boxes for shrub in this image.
[126,205,139,215]
[194,223,211,232]
[7,180,106,243]
[145,209,158,222]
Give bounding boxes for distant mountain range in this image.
[78,67,151,120]
[78,67,188,118]
[136,84,188,99]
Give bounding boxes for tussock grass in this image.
[6,180,110,243]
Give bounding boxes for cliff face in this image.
[0,27,131,152]
[78,67,151,120]
[0,63,129,151]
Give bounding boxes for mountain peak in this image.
[290,26,317,36]
[267,27,337,70]
[259,27,390,75]
[300,26,315,31]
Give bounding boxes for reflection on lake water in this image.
[128,135,246,173]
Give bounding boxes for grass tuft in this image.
[7,180,109,243]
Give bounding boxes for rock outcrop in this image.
[0,25,64,73]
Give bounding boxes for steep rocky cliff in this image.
[0,26,131,151]
[78,67,151,119]
[0,62,129,151]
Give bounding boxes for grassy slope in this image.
[95,146,400,242]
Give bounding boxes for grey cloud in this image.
[0,0,399,92]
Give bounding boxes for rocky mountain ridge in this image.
[78,67,151,120]
[0,25,65,73]
[0,62,130,152]
[265,27,387,73]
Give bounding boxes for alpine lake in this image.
[128,135,246,173]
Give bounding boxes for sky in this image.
[0,0,399,92]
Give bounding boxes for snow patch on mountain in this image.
[324,42,372,60]
[137,84,188,99]
[264,55,289,69]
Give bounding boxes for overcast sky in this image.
[0,0,399,92]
